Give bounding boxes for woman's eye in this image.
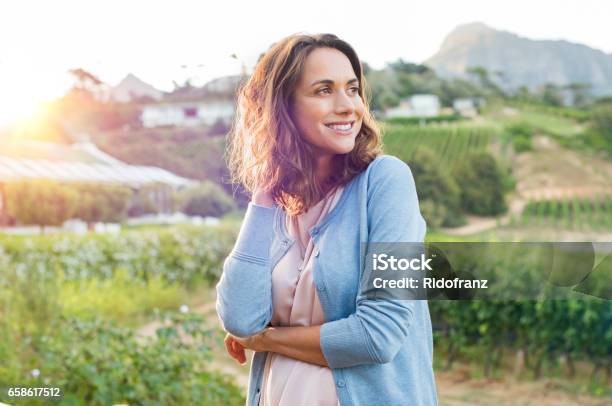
[317,86,359,95]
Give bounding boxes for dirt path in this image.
[437,368,609,405]
[439,196,527,236]
[440,135,612,237]
[135,295,609,405]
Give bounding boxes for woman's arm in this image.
[318,156,427,369]
[230,325,328,367]
[263,325,327,366]
[224,189,328,365]
[216,192,276,337]
[226,157,426,369]
[230,157,425,369]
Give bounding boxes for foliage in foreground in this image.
[0,313,244,406]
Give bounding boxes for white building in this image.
[140,75,244,128]
[453,97,486,117]
[385,94,441,118]
[140,100,235,128]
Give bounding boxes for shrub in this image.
[59,268,184,322]
[128,182,175,217]
[419,199,448,228]
[0,225,243,405]
[506,122,534,152]
[506,122,534,138]
[3,180,79,228]
[454,152,509,216]
[3,180,133,227]
[176,181,237,218]
[513,136,533,153]
[408,146,465,227]
[72,182,132,223]
[31,315,244,405]
[590,104,612,152]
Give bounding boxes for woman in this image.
[216,33,438,406]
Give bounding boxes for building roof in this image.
[0,141,194,188]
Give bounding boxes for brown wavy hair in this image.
[225,33,382,216]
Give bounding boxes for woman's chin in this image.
[331,140,355,155]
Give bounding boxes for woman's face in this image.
[291,47,365,157]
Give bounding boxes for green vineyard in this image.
[521,195,612,230]
[382,123,497,173]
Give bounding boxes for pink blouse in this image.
[258,185,345,406]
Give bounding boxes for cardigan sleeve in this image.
[319,156,427,368]
[215,202,276,337]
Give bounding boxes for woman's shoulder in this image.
[366,154,415,183]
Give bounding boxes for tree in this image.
[540,83,564,107]
[68,68,107,99]
[467,66,505,98]
[389,59,432,75]
[589,103,612,151]
[564,82,592,108]
[513,86,534,103]
[439,78,484,107]
[364,65,401,112]
[127,183,176,217]
[454,152,508,215]
[175,181,237,218]
[4,180,79,231]
[407,146,464,227]
[73,183,132,225]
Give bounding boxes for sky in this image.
[1,0,611,125]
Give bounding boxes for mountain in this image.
[109,73,164,103]
[424,22,612,95]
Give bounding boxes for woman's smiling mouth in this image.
[324,121,354,134]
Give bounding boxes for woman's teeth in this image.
[326,123,352,131]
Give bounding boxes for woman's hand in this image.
[224,330,269,365]
[224,333,248,365]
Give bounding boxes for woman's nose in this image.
[334,90,356,114]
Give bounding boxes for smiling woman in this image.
[225,33,381,217]
[291,47,365,158]
[218,33,437,406]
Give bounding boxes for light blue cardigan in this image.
[216,154,438,406]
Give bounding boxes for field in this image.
[521,196,612,230]
[382,122,497,173]
[2,218,610,404]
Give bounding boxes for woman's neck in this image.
[314,154,337,193]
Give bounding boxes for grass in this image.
[59,269,186,326]
[381,123,498,174]
[516,111,584,137]
[482,105,584,138]
[521,196,612,231]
